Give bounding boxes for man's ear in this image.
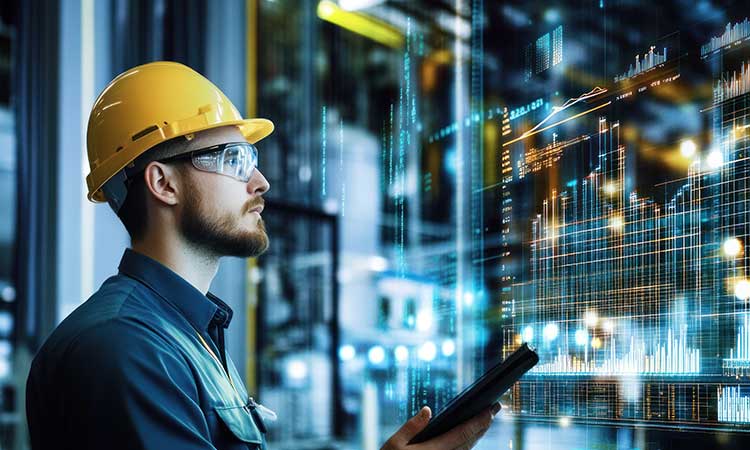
[142,161,182,207]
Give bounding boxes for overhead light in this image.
[441,339,456,357]
[394,345,409,362]
[416,310,433,331]
[339,0,385,10]
[418,341,437,361]
[706,148,723,169]
[735,279,750,300]
[339,344,356,361]
[680,139,697,158]
[522,325,534,342]
[584,310,598,328]
[723,237,742,258]
[368,255,388,272]
[574,329,588,346]
[543,322,559,341]
[609,215,624,231]
[286,359,308,380]
[317,0,404,48]
[368,345,386,364]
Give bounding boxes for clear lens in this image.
[192,152,219,172]
[191,143,258,182]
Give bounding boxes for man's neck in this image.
[131,234,220,295]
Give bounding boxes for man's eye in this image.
[227,158,240,167]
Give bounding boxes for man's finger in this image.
[454,425,489,450]
[384,406,432,448]
[455,406,500,450]
[423,404,495,449]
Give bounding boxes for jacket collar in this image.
[118,248,233,331]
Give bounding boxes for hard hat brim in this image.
[238,118,275,145]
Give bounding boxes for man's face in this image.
[176,127,271,258]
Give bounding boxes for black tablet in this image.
[407,343,539,445]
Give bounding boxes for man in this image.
[26,61,500,449]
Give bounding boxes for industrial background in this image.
[3,0,750,449]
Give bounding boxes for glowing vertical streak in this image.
[469,0,485,375]
[381,123,386,194]
[398,18,410,276]
[691,158,702,359]
[454,0,465,388]
[389,103,394,188]
[321,106,327,197]
[80,0,95,301]
[340,118,345,217]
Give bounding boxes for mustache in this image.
[243,198,265,214]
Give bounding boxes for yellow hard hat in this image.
[85,61,274,210]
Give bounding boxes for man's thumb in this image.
[396,407,432,443]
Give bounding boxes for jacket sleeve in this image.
[64,317,216,450]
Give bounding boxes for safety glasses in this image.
[164,142,259,183]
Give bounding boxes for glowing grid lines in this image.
[518,118,703,378]
[504,85,750,427]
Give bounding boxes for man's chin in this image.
[232,230,269,258]
[252,231,270,255]
[185,227,269,258]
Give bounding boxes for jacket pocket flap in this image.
[214,404,263,444]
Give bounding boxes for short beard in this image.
[179,179,269,258]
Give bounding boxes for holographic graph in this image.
[502,64,750,428]
[724,314,750,376]
[512,117,703,380]
[518,134,590,179]
[614,46,668,82]
[524,26,564,80]
[503,87,608,147]
[714,60,750,102]
[509,98,544,122]
[531,326,701,375]
[702,17,750,58]
[719,386,750,424]
[519,87,606,137]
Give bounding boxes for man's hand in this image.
[380,402,501,450]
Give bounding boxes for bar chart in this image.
[614,46,668,82]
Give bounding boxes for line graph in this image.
[502,87,608,147]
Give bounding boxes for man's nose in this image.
[248,169,270,196]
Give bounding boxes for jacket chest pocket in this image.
[211,403,266,450]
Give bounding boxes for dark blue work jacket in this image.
[26,249,268,449]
